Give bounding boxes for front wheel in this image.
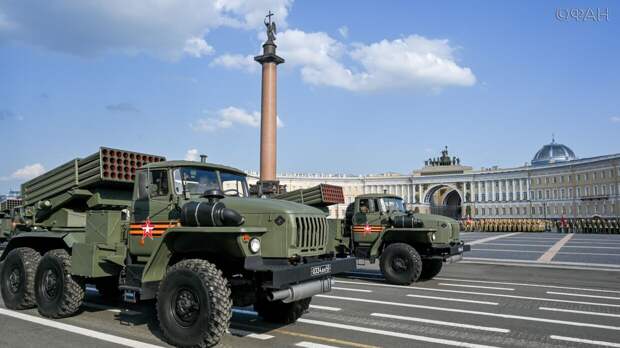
[0,247,40,309]
[419,259,443,281]
[380,243,422,285]
[34,249,84,318]
[254,297,311,324]
[157,259,231,348]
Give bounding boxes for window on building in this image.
[576,187,580,197]
[545,190,550,199]
[531,207,536,215]
[585,186,590,196]
[536,178,541,185]
[553,176,557,184]
[538,206,543,215]
[502,207,506,215]
[538,190,543,199]
[568,188,572,198]
[553,189,558,199]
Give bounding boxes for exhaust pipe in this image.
[268,278,333,303]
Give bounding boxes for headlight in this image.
[431,232,436,241]
[249,238,261,253]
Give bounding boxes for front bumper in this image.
[244,256,357,288]
[427,242,470,261]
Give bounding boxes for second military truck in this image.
[0,147,355,348]
[333,193,469,284]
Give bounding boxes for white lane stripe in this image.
[539,307,620,318]
[331,286,372,293]
[229,328,274,340]
[410,287,620,308]
[295,341,342,348]
[371,313,509,333]
[335,280,620,307]
[406,294,498,306]
[558,251,620,256]
[434,277,620,294]
[461,259,620,272]
[309,305,342,312]
[438,283,515,291]
[550,335,620,347]
[297,318,499,348]
[546,291,620,301]
[315,295,620,331]
[479,243,554,247]
[0,308,164,348]
[568,241,620,245]
[468,232,522,245]
[471,249,541,253]
[563,245,620,250]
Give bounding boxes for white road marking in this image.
[546,291,620,301]
[558,251,620,256]
[471,249,541,253]
[539,307,620,318]
[468,232,522,245]
[297,318,500,348]
[316,295,620,331]
[434,277,620,294]
[461,258,620,272]
[229,328,274,340]
[478,243,553,247]
[409,286,620,308]
[309,305,342,312]
[331,286,372,293]
[406,294,498,305]
[371,312,509,333]
[567,241,620,245]
[438,283,515,291]
[537,233,574,263]
[0,308,164,348]
[563,245,620,250]
[550,335,620,347]
[295,341,343,348]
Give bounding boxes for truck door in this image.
[130,169,175,256]
[352,198,383,245]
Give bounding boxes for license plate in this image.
[311,264,332,276]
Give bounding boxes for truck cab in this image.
[334,193,469,284]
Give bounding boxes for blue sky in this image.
[1,1,618,193]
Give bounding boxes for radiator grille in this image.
[295,216,328,250]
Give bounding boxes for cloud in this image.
[192,106,283,132]
[611,116,620,123]
[106,102,140,113]
[338,26,348,38]
[0,108,22,121]
[220,29,476,92]
[183,37,214,57]
[185,149,199,161]
[210,54,258,72]
[0,0,292,59]
[1,163,46,181]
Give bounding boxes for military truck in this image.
[0,194,21,242]
[329,193,469,285]
[0,147,355,348]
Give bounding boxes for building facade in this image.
[249,141,620,220]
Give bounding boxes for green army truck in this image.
[0,147,356,347]
[331,193,469,285]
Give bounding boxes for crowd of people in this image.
[459,217,620,234]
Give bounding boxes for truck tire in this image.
[35,249,85,318]
[419,259,443,281]
[0,247,41,309]
[254,297,311,324]
[157,259,231,348]
[380,243,422,285]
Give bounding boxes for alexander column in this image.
[254,11,284,195]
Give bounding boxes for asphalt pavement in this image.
[1,232,620,348]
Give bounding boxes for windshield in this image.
[380,197,406,213]
[173,167,249,197]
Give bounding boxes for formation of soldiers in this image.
[460,219,547,232]
[460,217,620,234]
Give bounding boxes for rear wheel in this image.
[380,243,422,285]
[0,247,40,309]
[254,297,311,324]
[419,259,443,281]
[35,249,84,318]
[157,259,231,348]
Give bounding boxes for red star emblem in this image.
[141,218,155,242]
[363,223,372,234]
